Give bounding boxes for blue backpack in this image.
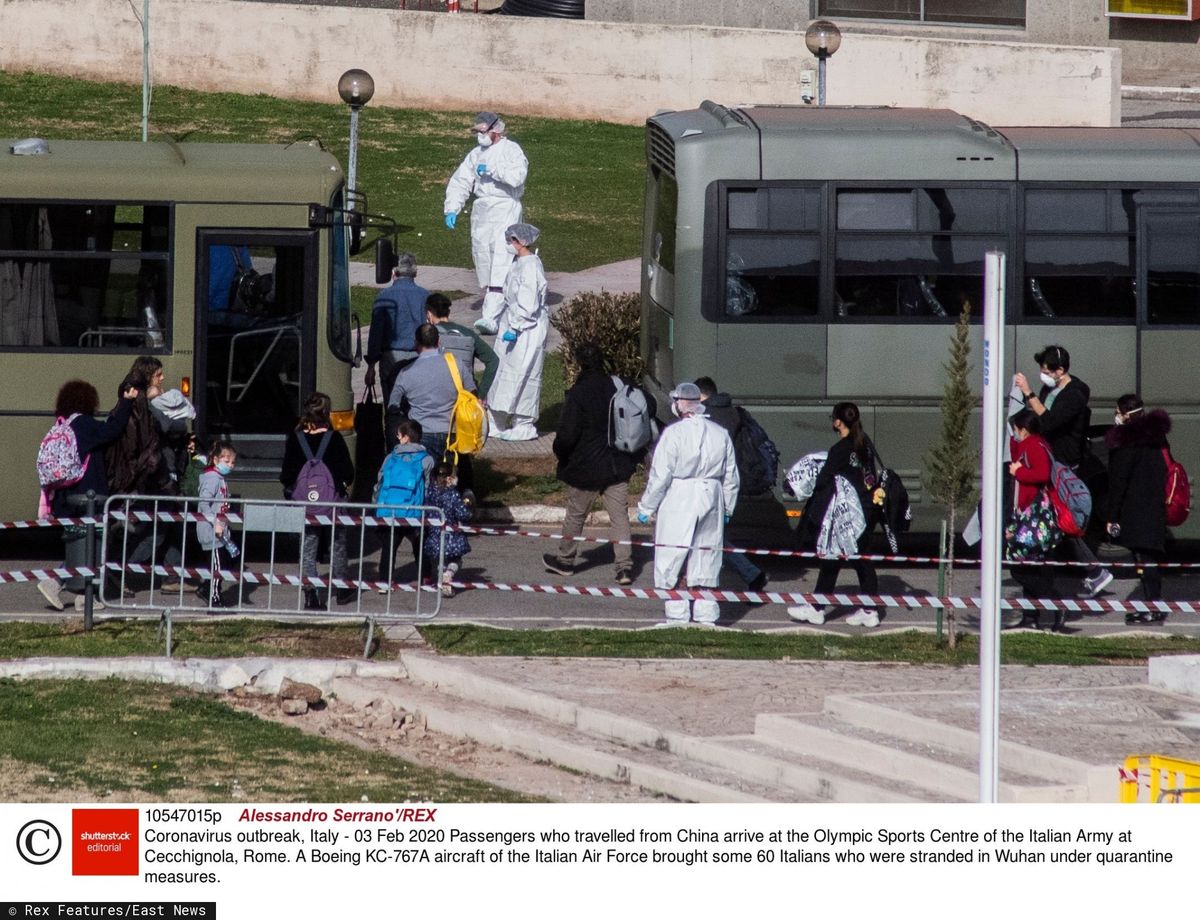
[291,431,337,517]
[377,449,427,519]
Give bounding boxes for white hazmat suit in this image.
[487,252,548,440]
[637,411,740,624]
[443,136,528,332]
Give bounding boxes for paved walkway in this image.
[350,258,639,459]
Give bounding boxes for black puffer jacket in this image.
[553,369,640,491]
[1105,409,1170,553]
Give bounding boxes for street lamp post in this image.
[804,20,842,107]
[337,69,375,195]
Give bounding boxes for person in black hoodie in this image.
[694,376,767,593]
[1104,394,1170,622]
[281,392,356,609]
[1014,343,1113,599]
[543,343,643,586]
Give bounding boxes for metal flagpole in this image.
[979,250,1007,802]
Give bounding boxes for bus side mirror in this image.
[375,238,395,284]
[348,211,365,256]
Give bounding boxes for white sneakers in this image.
[786,602,825,625]
[845,608,881,628]
[37,579,63,611]
[787,602,880,628]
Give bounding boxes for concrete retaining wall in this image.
[589,0,1192,83]
[0,0,1118,126]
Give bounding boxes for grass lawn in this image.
[0,677,533,802]
[419,623,1200,666]
[0,620,397,660]
[0,71,645,273]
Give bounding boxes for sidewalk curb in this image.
[1123,84,1200,102]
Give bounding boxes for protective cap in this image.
[669,382,702,401]
[505,223,540,246]
[472,111,501,132]
[394,251,417,276]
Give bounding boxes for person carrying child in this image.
[424,461,472,598]
[373,419,434,591]
[196,440,239,608]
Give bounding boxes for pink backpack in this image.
[36,414,89,519]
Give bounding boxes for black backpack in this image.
[732,407,780,497]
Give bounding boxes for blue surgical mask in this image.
[476,132,492,147]
[215,462,233,476]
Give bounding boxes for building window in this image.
[817,1,1026,27]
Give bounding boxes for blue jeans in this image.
[723,546,762,587]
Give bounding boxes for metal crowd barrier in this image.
[98,494,447,656]
[1119,755,1200,804]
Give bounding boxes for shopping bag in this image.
[1004,491,1063,562]
[351,385,385,504]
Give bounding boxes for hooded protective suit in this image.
[637,412,740,623]
[487,252,548,440]
[443,136,528,331]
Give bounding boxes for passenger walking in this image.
[694,376,768,594]
[443,112,528,335]
[365,251,429,413]
[37,379,139,611]
[424,462,472,598]
[1013,344,1112,597]
[388,323,477,464]
[281,392,356,610]
[374,419,435,590]
[488,223,547,442]
[425,291,497,501]
[543,343,642,587]
[787,402,883,629]
[1104,395,1170,622]
[636,382,739,625]
[196,440,240,609]
[1005,409,1065,630]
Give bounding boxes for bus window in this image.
[833,187,1005,318]
[1022,188,1135,321]
[720,185,821,320]
[327,191,353,363]
[650,168,677,275]
[1142,209,1200,325]
[0,202,169,351]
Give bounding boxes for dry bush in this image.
[551,291,644,385]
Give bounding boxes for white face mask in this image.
[670,400,681,418]
[1039,372,1058,388]
[505,243,518,256]
[476,132,493,147]
[1113,414,1124,426]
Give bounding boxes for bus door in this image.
[195,229,318,477]
[1137,206,1200,404]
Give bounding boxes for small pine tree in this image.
[924,300,979,647]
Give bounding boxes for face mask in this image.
[215,462,233,476]
[505,243,518,256]
[1113,414,1124,426]
[1039,372,1058,388]
[670,400,681,418]
[476,132,492,147]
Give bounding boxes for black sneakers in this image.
[542,554,574,576]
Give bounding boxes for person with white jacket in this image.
[637,383,740,625]
[487,223,548,441]
[443,112,529,335]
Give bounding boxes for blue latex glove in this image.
[475,163,488,177]
[444,212,457,230]
[501,329,519,343]
[636,512,650,525]
[724,514,731,524]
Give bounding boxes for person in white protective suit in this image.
[487,223,548,441]
[636,383,740,625]
[443,112,529,336]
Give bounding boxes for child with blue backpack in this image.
[374,419,434,591]
[425,461,472,597]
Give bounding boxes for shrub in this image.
[551,291,644,385]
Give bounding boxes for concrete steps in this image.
[342,654,1106,802]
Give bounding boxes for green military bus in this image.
[642,104,1200,532]
[0,137,359,522]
